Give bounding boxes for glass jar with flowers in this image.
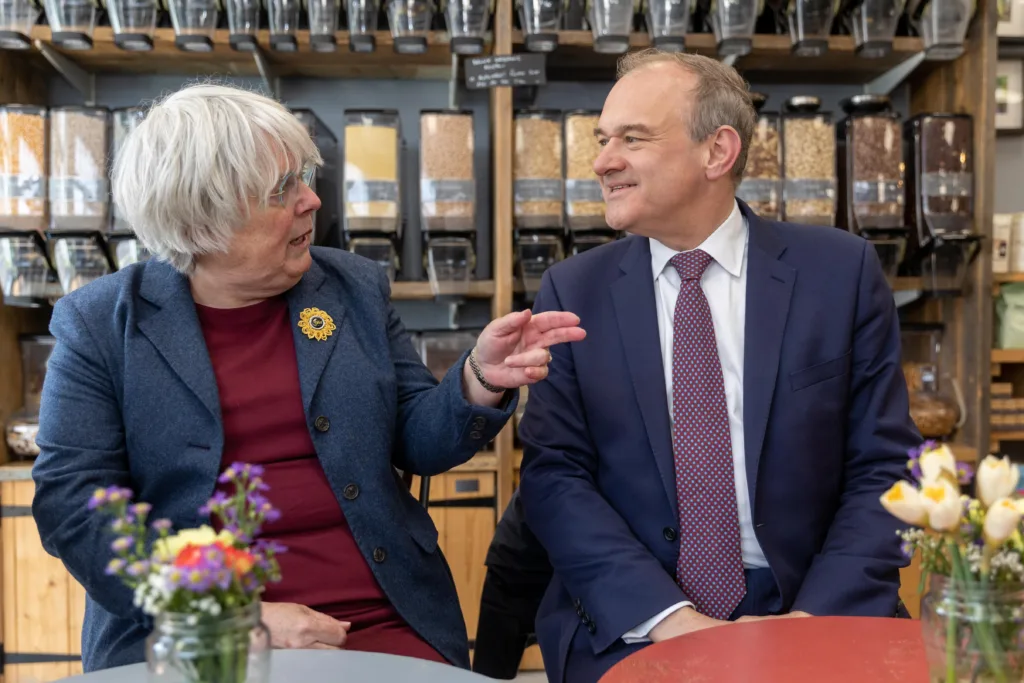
[90,463,286,683]
[881,442,1024,683]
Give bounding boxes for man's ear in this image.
[705,126,742,182]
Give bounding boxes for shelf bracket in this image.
[33,40,95,105]
[252,46,281,100]
[448,54,459,110]
[894,289,923,308]
[863,51,926,97]
[719,54,739,68]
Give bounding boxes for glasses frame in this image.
[267,160,317,206]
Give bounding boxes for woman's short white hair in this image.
[112,83,323,274]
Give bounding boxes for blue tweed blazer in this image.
[30,247,516,672]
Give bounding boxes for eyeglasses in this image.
[268,160,317,206]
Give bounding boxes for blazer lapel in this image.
[610,237,677,510]
[137,261,221,421]
[741,207,795,510]
[285,259,346,414]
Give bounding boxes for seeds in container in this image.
[782,110,836,225]
[49,106,110,231]
[738,109,782,219]
[514,110,563,229]
[0,105,48,231]
[420,110,475,233]
[564,111,605,230]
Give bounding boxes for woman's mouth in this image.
[290,230,312,247]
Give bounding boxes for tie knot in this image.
[669,250,714,281]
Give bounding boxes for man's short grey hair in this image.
[617,50,755,182]
[112,83,323,274]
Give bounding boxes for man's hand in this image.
[648,606,729,643]
[735,610,813,623]
[261,602,351,649]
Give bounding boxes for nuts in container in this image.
[737,93,781,220]
[837,94,903,233]
[0,105,48,232]
[514,109,563,229]
[420,109,476,233]
[781,96,836,226]
[49,105,110,232]
[564,110,606,230]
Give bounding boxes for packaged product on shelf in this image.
[104,0,160,50]
[514,109,563,229]
[837,94,903,232]
[586,0,638,54]
[49,105,110,232]
[0,0,42,49]
[226,0,261,50]
[993,213,1013,275]
[420,110,476,233]
[43,0,99,49]
[269,0,301,50]
[736,93,781,220]
[343,109,401,234]
[642,0,692,51]
[563,110,605,230]
[781,96,836,226]
[443,0,492,54]
[387,0,434,53]
[0,105,47,232]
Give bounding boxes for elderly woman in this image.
[31,84,584,673]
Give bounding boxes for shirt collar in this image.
[650,200,746,281]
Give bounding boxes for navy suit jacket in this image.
[31,247,516,672]
[518,203,921,683]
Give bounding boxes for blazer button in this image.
[373,547,387,563]
[314,416,330,432]
[472,416,486,430]
[343,484,359,500]
[587,622,596,635]
[663,527,677,542]
[470,430,483,440]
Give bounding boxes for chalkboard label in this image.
[464,54,547,90]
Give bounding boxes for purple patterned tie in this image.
[669,249,746,620]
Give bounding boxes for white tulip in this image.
[983,498,1024,546]
[880,481,928,526]
[920,478,963,532]
[919,444,958,483]
[976,455,1021,508]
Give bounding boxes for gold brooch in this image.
[298,307,336,341]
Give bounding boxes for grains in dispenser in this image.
[782,99,836,225]
[564,110,605,229]
[738,95,781,219]
[0,105,48,231]
[344,109,401,233]
[514,110,563,229]
[49,106,110,231]
[420,110,475,232]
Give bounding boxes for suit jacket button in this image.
[343,484,359,500]
[574,598,582,608]
[472,416,486,429]
[470,430,482,440]
[373,547,387,563]
[663,527,677,542]
[314,416,330,432]
[587,622,596,634]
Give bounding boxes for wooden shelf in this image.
[993,349,1024,364]
[994,273,1024,283]
[390,280,494,300]
[991,431,1024,443]
[512,31,927,84]
[29,27,470,80]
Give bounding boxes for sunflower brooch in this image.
[298,307,336,341]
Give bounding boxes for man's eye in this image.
[597,138,608,146]
[624,136,638,144]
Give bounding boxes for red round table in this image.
[599,617,929,683]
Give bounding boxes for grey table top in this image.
[58,649,498,682]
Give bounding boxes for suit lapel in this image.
[741,208,795,511]
[611,237,677,510]
[138,261,221,421]
[285,260,346,414]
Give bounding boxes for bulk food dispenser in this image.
[166,0,221,50]
[308,0,341,50]
[225,0,261,50]
[420,110,478,289]
[900,323,964,441]
[43,0,99,48]
[0,105,61,307]
[906,0,976,61]
[563,110,613,259]
[444,0,492,54]
[104,0,160,49]
[47,105,116,296]
[836,94,905,281]
[837,0,906,58]
[901,112,980,294]
[783,0,838,56]
[291,109,340,247]
[517,0,562,51]
[4,335,55,461]
[642,0,692,52]
[586,0,639,54]
[0,0,42,50]
[695,0,762,57]
[737,92,782,220]
[387,0,434,53]
[268,0,300,50]
[781,95,836,226]
[347,0,380,51]
[343,109,402,281]
[108,106,151,269]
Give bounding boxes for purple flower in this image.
[151,519,173,533]
[105,558,127,575]
[105,487,134,504]
[126,560,150,578]
[214,568,233,590]
[111,518,131,534]
[241,574,260,593]
[247,465,265,478]
[201,545,225,566]
[199,491,231,516]
[166,567,185,589]
[88,488,108,510]
[248,493,269,510]
[900,540,914,558]
[256,481,271,492]
[910,460,924,481]
[110,536,134,553]
[263,508,282,524]
[957,462,974,486]
[184,568,213,592]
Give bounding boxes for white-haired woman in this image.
[30,83,585,673]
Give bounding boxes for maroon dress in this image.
[195,296,446,663]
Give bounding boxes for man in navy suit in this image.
[517,50,922,683]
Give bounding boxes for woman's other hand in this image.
[261,602,351,649]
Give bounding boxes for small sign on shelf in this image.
[464,53,547,90]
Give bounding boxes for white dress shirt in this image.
[622,201,769,644]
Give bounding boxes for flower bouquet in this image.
[90,463,285,683]
[881,442,1024,683]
